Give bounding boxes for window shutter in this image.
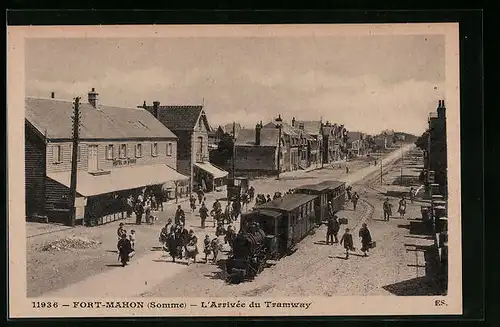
[52,146,56,163]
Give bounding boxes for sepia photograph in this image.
[8,23,461,317]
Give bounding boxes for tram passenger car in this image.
[294,180,346,224]
[226,193,317,283]
[316,180,346,213]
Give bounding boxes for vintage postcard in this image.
[8,23,461,318]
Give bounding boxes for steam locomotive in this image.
[225,180,346,283]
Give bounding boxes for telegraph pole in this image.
[232,121,236,179]
[400,148,404,186]
[68,97,81,227]
[380,157,383,185]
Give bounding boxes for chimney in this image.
[437,99,446,120]
[291,117,296,127]
[152,101,160,118]
[51,92,55,99]
[255,122,262,145]
[88,88,99,108]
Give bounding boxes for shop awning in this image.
[194,162,228,179]
[47,164,189,197]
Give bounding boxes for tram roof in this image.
[257,193,318,211]
[295,183,331,192]
[317,180,345,189]
[244,209,282,219]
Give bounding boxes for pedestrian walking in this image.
[225,225,236,250]
[117,233,134,267]
[346,166,349,174]
[210,237,222,263]
[134,201,144,225]
[325,215,340,244]
[197,188,204,205]
[167,230,179,263]
[248,186,255,202]
[175,205,185,226]
[398,197,407,219]
[199,202,209,228]
[340,228,355,259]
[126,196,134,218]
[383,198,392,221]
[190,195,197,212]
[409,187,415,204]
[185,230,199,265]
[117,222,127,241]
[352,192,360,210]
[266,194,272,202]
[203,235,212,263]
[358,223,372,257]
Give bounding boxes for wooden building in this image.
[25,89,188,226]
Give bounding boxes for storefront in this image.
[193,162,229,193]
[47,164,189,226]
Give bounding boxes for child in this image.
[117,223,127,248]
[129,230,136,250]
[340,228,354,259]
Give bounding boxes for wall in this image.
[46,139,178,174]
[25,127,46,216]
[234,146,277,173]
[193,118,210,163]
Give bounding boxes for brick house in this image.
[139,101,228,193]
[234,122,283,177]
[321,122,342,163]
[346,131,369,157]
[25,89,187,226]
[292,118,323,167]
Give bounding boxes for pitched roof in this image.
[234,128,279,147]
[263,121,299,137]
[294,120,322,136]
[26,97,177,140]
[141,104,205,131]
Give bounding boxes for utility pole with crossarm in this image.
[68,97,81,227]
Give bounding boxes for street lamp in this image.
[275,114,283,180]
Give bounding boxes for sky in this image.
[25,35,445,135]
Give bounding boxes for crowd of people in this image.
[115,177,419,267]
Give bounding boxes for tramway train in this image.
[225,179,346,283]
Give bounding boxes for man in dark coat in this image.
[359,223,372,257]
[134,202,144,225]
[117,233,133,266]
[383,198,392,221]
[175,205,185,226]
[352,192,360,210]
[340,228,354,259]
[199,202,209,228]
[329,215,340,243]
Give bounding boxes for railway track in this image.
[235,157,392,297]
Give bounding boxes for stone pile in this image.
[41,235,101,251]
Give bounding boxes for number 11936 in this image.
[32,301,58,309]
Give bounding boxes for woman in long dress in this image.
[398,196,407,219]
[359,223,372,257]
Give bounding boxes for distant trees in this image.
[209,132,234,168]
[415,130,430,150]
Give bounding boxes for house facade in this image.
[292,118,323,167]
[26,89,187,226]
[426,100,447,197]
[263,121,300,172]
[234,122,283,177]
[347,131,370,157]
[140,101,228,193]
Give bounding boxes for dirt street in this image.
[28,146,418,298]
